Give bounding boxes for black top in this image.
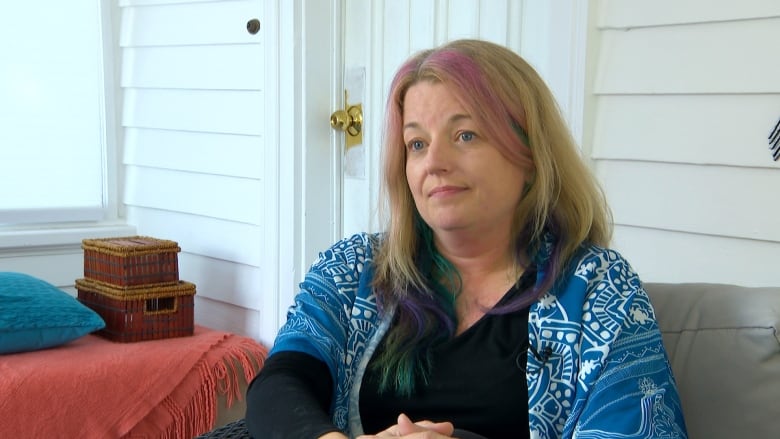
[359,280,532,438]
[245,271,534,439]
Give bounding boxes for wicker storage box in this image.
[82,236,181,287]
[76,278,196,342]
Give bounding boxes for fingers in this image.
[361,413,456,438]
[396,413,455,436]
[396,413,416,433]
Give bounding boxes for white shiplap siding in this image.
[590,0,780,287]
[119,0,266,339]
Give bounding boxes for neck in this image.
[433,227,515,275]
[433,227,522,296]
[432,227,525,335]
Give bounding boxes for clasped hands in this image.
[357,413,456,438]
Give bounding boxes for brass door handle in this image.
[330,96,363,149]
[330,105,362,135]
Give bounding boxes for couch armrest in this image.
[645,282,780,439]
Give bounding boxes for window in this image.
[0,1,116,226]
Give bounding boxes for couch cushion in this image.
[644,282,780,439]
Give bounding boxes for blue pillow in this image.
[0,272,105,354]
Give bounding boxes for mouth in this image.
[428,185,466,197]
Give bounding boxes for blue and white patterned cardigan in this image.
[270,233,688,438]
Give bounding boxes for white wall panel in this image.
[612,225,780,287]
[194,296,263,342]
[599,0,780,28]
[592,95,780,168]
[0,252,83,290]
[180,252,262,310]
[595,18,780,94]
[118,0,267,341]
[517,1,587,141]
[122,45,264,90]
[447,0,480,40]
[120,0,261,47]
[124,167,263,224]
[407,0,436,53]
[590,2,780,288]
[123,89,264,135]
[597,160,780,242]
[125,207,263,266]
[124,128,264,178]
[478,0,509,44]
[381,1,412,77]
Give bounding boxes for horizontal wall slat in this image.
[124,167,263,224]
[595,160,780,242]
[122,45,263,90]
[592,95,780,168]
[126,206,263,266]
[181,252,261,310]
[598,0,780,29]
[194,296,263,341]
[123,88,264,135]
[0,252,83,290]
[612,225,780,287]
[124,128,264,178]
[120,0,262,47]
[595,18,780,94]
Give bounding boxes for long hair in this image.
[371,39,612,395]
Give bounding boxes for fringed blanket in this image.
[0,325,267,438]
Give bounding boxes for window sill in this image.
[0,222,136,255]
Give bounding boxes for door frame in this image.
[267,0,345,332]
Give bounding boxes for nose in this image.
[423,137,453,174]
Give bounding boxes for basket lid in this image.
[75,278,195,300]
[82,236,181,255]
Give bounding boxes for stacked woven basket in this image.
[76,236,196,342]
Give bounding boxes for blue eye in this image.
[460,131,475,142]
[408,140,425,151]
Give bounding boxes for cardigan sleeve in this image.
[269,233,372,382]
[565,251,688,438]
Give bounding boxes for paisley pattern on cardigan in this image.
[270,233,687,438]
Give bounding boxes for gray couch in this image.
[646,283,780,439]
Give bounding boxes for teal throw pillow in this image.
[0,272,105,354]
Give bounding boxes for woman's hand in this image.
[357,413,455,438]
[318,432,349,439]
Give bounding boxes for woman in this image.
[246,39,687,439]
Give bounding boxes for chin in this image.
[427,220,470,232]
[419,207,482,233]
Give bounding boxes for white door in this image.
[333,1,590,239]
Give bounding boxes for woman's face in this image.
[403,81,528,238]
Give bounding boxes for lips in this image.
[428,185,466,197]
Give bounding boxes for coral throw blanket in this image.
[0,325,267,438]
